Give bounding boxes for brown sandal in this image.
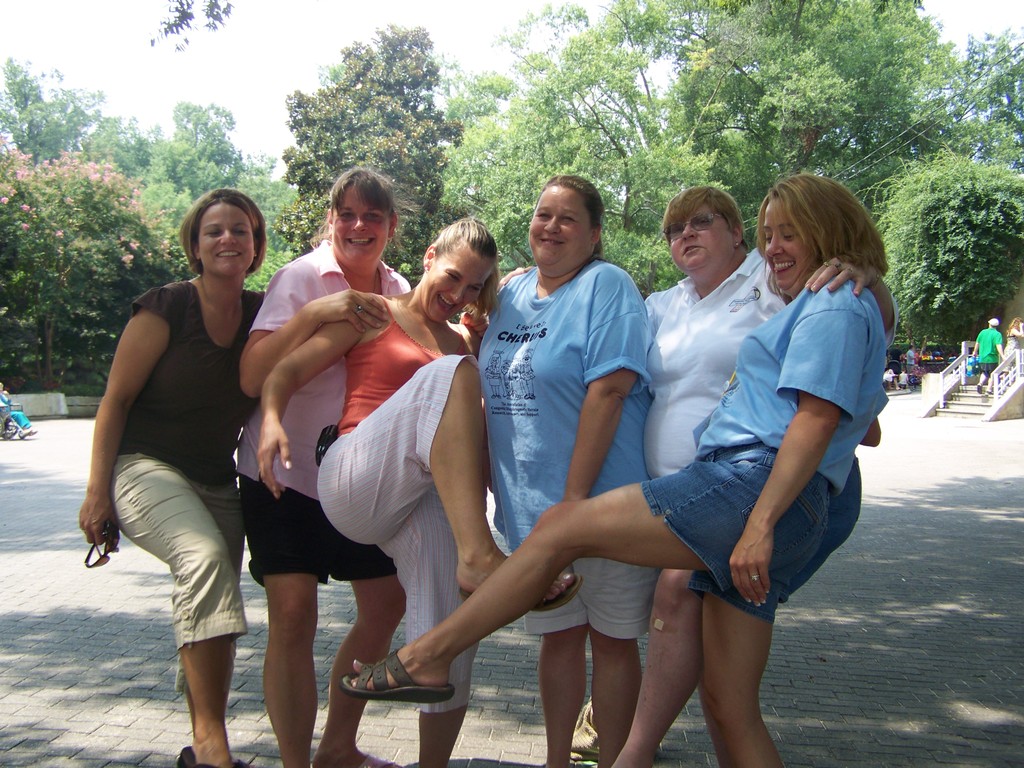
[340,651,455,703]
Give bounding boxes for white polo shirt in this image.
[644,250,784,478]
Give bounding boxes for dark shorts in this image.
[979,362,997,376]
[780,457,862,602]
[240,474,397,586]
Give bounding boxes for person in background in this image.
[78,189,266,768]
[1003,316,1022,358]
[972,318,1003,395]
[235,168,407,768]
[0,382,37,436]
[344,173,890,768]
[902,344,917,369]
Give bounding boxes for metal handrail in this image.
[922,341,1024,419]
[990,348,1023,403]
[925,341,971,416]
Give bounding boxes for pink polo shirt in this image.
[236,242,410,499]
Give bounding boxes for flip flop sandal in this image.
[340,651,455,703]
[459,573,584,612]
[531,573,584,612]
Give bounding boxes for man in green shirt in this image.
[973,318,1004,394]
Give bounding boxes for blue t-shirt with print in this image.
[480,260,652,549]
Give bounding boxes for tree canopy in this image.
[0,61,293,389]
[152,0,233,49]
[0,143,186,389]
[279,26,463,281]
[4,3,1024,388]
[879,155,1024,343]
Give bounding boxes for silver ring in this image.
[750,574,760,582]
[355,305,365,314]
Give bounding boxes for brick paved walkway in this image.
[1,393,1021,766]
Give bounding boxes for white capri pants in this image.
[113,453,248,648]
[318,354,480,713]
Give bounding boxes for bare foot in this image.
[540,570,577,602]
[456,546,506,596]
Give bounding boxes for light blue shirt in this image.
[480,260,652,549]
[696,284,888,492]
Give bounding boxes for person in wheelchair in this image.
[1,381,37,437]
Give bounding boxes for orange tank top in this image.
[338,312,466,434]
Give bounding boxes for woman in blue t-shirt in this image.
[342,174,890,768]
[472,175,656,767]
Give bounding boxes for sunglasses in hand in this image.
[85,521,120,568]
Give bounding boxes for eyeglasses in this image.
[85,522,119,568]
[663,212,723,242]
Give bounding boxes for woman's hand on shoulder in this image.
[805,259,878,296]
[309,290,388,333]
[499,265,534,289]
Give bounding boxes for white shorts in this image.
[318,355,479,712]
[523,557,658,639]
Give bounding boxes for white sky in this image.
[1,0,1021,163]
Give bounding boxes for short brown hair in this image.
[180,189,267,276]
[315,166,402,247]
[662,186,745,245]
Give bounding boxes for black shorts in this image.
[240,474,397,586]
[978,362,997,376]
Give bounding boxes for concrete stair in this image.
[934,386,991,418]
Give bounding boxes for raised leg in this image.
[429,358,506,593]
[386,485,704,692]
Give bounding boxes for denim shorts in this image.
[781,457,862,602]
[641,443,828,623]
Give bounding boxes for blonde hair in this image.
[431,217,500,316]
[757,174,887,287]
[180,189,267,276]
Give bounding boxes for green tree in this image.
[444,3,712,293]
[945,32,1024,171]
[0,58,103,162]
[0,143,185,388]
[83,115,160,180]
[879,155,1024,343]
[659,0,957,214]
[280,25,462,281]
[152,0,233,49]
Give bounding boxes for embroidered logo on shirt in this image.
[728,287,761,312]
